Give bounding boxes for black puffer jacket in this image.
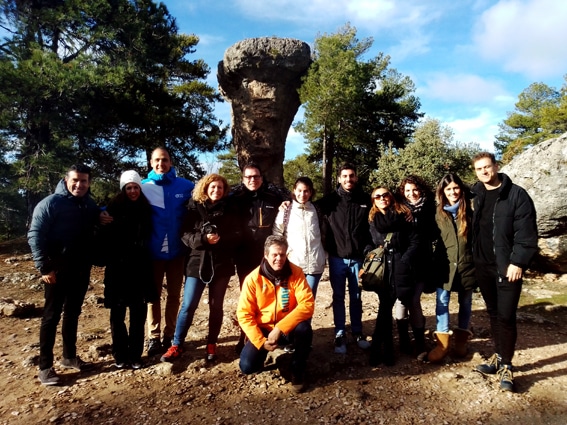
[471,173,538,276]
[28,179,99,274]
[102,193,156,307]
[370,209,419,303]
[181,197,243,282]
[317,185,372,259]
[230,183,286,267]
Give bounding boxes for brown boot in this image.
[427,331,451,363]
[452,328,472,357]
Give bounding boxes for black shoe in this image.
[147,338,162,356]
[60,356,93,372]
[353,334,371,350]
[162,336,172,349]
[113,361,128,369]
[369,340,383,366]
[131,360,144,370]
[498,365,515,392]
[476,353,501,375]
[291,373,305,393]
[38,368,60,386]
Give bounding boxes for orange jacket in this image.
[237,262,315,349]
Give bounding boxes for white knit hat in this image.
[120,170,142,190]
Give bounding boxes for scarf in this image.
[259,257,292,287]
[443,201,460,219]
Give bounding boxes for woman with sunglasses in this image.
[368,187,419,366]
[427,173,476,362]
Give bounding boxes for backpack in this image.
[358,233,393,292]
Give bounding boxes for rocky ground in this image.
[1,238,567,424]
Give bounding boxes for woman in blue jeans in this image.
[428,173,476,362]
[273,176,325,298]
[160,174,243,363]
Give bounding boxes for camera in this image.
[202,222,218,235]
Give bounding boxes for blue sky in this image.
[161,0,567,160]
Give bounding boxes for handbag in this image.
[358,233,393,292]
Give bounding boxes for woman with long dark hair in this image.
[428,173,476,362]
[273,176,325,297]
[395,175,437,357]
[368,186,418,366]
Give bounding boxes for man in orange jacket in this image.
[237,235,314,392]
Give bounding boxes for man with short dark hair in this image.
[471,152,537,392]
[28,164,100,385]
[237,235,314,392]
[142,147,194,355]
[231,162,288,352]
[316,163,373,354]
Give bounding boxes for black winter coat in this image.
[181,197,243,282]
[471,173,538,276]
[317,185,372,259]
[370,209,419,303]
[28,179,100,275]
[102,193,156,308]
[230,183,286,268]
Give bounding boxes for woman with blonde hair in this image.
[368,186,418,366]
[427,173,476,362]
[161,174,243,363]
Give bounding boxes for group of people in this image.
[27,148,537,394]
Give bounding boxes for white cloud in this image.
[420,73,511,104]
[285,126,306,160]
[443,110,500,151]
[473,0,567,79]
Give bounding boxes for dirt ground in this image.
[1,238,567,425]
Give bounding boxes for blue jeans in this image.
[328,255,363,335]
[172,275,231,347]
[239,320,312,376]
[435,287,473,332]
[305,273,322,299]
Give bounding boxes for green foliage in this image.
[0,0,226,227]
[283,154,323,200]
[295,23,422,193]
[495,77,567,163]
[369,118,480,192]
[217,147,242,187]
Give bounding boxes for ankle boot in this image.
[383,336,395,366]
[412,327,426,357]
[427,331,451,363]
[396,319,412,355]
[369,339,383,366]
[452,328,472,357]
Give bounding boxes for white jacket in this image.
[273,200,326,275]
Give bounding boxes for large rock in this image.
[217,37,311,186]
[501,133,567,273]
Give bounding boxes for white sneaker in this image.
[334,331,347,354]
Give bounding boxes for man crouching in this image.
[237,235,315,393]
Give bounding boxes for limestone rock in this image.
[217,37,311,186]
[501,133,567,272]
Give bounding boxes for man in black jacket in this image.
[471,152,537,392]
[316,163,372,354]
[28,164,100,385]
[231,162,288,352]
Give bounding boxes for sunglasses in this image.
[373,193,390,200]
